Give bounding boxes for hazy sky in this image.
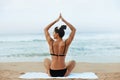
[0,0,120,34]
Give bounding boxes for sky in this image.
[0,0,120,34]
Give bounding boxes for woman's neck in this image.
[56,37,62,41]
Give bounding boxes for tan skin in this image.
[44,14,76,77]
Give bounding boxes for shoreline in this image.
[0,62,120,80]
[0,62,120,72]
[0,55,120,63]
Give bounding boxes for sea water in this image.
[0,33,120,63]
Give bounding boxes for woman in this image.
[44,14,76,77]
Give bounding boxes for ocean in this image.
[0,32,120,63]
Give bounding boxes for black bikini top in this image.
[50,41,66,56]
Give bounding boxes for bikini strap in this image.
[63,40,66,55]
[51,41,54,54]
[50,40,66,56]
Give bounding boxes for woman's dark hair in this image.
[54,25,67,38]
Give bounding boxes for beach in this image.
[0,62,120,80]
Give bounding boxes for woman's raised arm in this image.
[44,16,60,45]
[61,14,76,46]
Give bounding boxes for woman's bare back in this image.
[50,40,67,69]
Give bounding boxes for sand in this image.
[0,62,120,80]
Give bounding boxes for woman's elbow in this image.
[44,28,46,31]
[44,27,48,32]
[74,28,76,31]
[73,28,76,32]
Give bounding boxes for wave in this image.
[0,39,46,42]
[20,39,46,42]
[0,53,49,57]
[75,33,120,40]
[0,34,46,42]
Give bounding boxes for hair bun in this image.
[55,27,59,32]
[60,25,67,30]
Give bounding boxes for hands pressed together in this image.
[55,13,65,22]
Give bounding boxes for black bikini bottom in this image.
[50,68,67,77]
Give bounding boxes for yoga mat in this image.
[19,72,98,79]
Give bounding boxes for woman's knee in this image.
[44,58,51,69]
[70,60,76,65]
[44,58,51,66]
[44,58,51,63]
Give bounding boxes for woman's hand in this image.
[60,13,66,22]
[55,14,61,22]
[60,13,64,21]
